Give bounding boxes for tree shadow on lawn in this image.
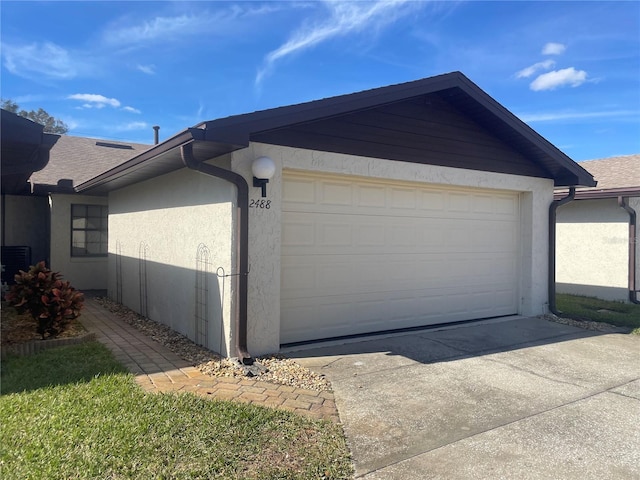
[1,341,128,395]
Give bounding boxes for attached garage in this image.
[78,71,596,360]
[281,171,520,343]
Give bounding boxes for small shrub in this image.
[5,261,84,339]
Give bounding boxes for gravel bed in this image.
[93,297,331,391]
[542,313,629,333]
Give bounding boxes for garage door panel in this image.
[319,222,352,246]
[284,214,502,255]
[281,285,515,344]
[281,172,520,344]
[283,253,516,299]
[281,218,315,247]
[390,187,417,209]
[419,190,445,210]
[283,253,459,299]
[358,185,388,207]
[282,177,316,204]
[320,181,352,206]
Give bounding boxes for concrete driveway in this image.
[287,317,640,479]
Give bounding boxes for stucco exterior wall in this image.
[2,194,49,265]
[50,194,108,290]
[556,198,631,302]
[108,166,235,356]
[231,142,554,356]
[631,197,640,295]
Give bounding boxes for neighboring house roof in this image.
[30,135,151,194]
[555,154,640,199]
[1,109,59,195]
[78,71,595,195]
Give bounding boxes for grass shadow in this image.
[1,341,128,395]
[557,293,640,332]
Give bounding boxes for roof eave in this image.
[554,186,640,200]
[453,75,596,188]
[76,71,596,193]
[76,129,199,193]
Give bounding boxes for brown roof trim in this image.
[554,186,640,200]
[76,129,201,193]
[1,109,60,194]
[78,71,596,194]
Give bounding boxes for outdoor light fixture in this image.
[252,156,276,197]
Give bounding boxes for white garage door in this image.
[281,171,520,344]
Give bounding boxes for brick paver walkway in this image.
[81,299,339,422]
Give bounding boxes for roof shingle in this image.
[579,154,640,190]
[30,135,151,189]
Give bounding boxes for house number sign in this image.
[249,199,272,209]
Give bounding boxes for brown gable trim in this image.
[554,186,640,200]
[78,72,596,194]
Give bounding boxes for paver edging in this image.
[1,332,97,359]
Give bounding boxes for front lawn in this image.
[0,342,353,479]
[556,293,640,334]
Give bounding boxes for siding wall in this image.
[1,194,49,266]
[106,142,554,357]
[107,165,235,356]
[632,198,640,298]
[231,142,554,356]
[50,194,108,290]
[556,198,634,302]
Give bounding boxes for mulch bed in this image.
[1,301,87,346]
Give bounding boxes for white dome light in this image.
[251,156,276,180]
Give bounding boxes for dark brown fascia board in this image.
[76,128,203,193]
[77,71,595,194]
[196,72,460,133]
[453,75,596,188]
[197,71,595,187]
[76,127,249,194]
[554,186,640,200]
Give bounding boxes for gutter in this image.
[618,196,640,304]
[180,142,253,365]
[548,187,575,315]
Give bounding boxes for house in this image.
[0,112,150,289]
[67,71,595,361]
[1,109,59,282]
[555,154,640,303]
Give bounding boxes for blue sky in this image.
[1,1,638,161]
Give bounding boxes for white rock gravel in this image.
[93,297,331,391]
[542,313,629,333]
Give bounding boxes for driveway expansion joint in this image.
[355,378,639,478]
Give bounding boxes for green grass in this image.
[0,342,353,479]
[556,294,640,334]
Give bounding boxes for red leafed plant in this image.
[5,261,84,339]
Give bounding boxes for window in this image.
[71,204,108,257]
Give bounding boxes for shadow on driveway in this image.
[286,316,640,479]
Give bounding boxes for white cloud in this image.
[542,42,566,55]
[515,59,555,79]
[137,64,156,75]
[256,0,415,85]
[104,14,205,46]
[123,106,141,114]
[529,67,588,91]
[114,121,149,131]
[103,5,284,48]
[519,110,638,122]
[68,94,121,108]
[2,42,78,79]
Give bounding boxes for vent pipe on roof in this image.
[548,187,575,315]
[618,196,640,304]
[153,126,160,145]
